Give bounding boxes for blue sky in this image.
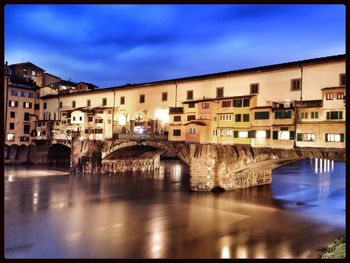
[5,4,345,88]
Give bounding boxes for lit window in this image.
[302,133,315,141]
[337,92,344,100]
[238,131,248,138]
[189,127,197,134]
[279,131,290,140]
[256,131,267,138]
[7,134,15,141]
[32,70,36,76]
[326,93,333,100]
[326,133,344,142]
[226,129,232,137]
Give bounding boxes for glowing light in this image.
[8,175,13,182]
[155,109,169,123]
[279,131,289,140]
[256,130,266,138]
[221,246,230,258]
[238,131,248,138]
[118,114,127,125]
[315,158,318,173]
[236,245,248,258]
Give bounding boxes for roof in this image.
[77,82,97,89]
[321,86,345,90]
[184,120,207,126]
[9,62,45,71]
[44,72,61,79]
[41,54,345,99]
[50,80,77,86]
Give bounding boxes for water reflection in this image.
[5,159,345,258]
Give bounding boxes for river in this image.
[4,158,345,258]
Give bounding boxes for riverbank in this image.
[319,236,345,259]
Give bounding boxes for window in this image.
[9,100,18,107]
[107,119,111,124]
[200,114,209,120]
[311,112,318,119]
[188,102,195,108]
[95,119,103,123]
[23,125,30,134]
[216,87,224,98]
[24,112,30,121]
[189,127,196,134]
[107,110,112,114]
[10,112,15,118]
[337,92,344,100]
[35,104,40,110]
[326,111,343,120]
[300,112,308,119]
[243,114,250,122]
[238,131,248,138]
[139,94,145,103]
[87,100,91,107]
[250,83,259,94]
[254,111,269,120]
[221,100,232,107]
[7,134,15,141]
[256,130,267,138]
[37,92,40,99]
[297,133,315,142]
[32,70,36,76]
[9,123,15,129]
[340,74,346,86]
[235,114,241,122]
[120,96,125,105]
[23,102,32,109]
[291,79,301,91]
[10,90,18,96]
[173,129,181,136]
[202,103,209,109]
[79,116,82,121]
[226,129,232,137]
[187,115,196,121]
[274,110,292,119]
[187,90,193,100]
[88,116,93,122]
[102,98,107,106]
[243,98,250,107]
[233,99,242,107]
[278,131,290,140]
[43,102,47,109]
[174,116,181,122]
[58,102,62,109]
[95,128,103,134]
[325,133,344,142]
[162,92,168,101]
[326,93,333,100]
[212,129,218,136]
[73,117,76,121]
[28,92,34,98]
[72,101,76,108]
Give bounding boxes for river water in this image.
[4,158,345,258]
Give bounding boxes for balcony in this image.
[115,133,168,141]
[295,100,323,108]
[169,107,184,114]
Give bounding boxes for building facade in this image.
[4,55,346,149]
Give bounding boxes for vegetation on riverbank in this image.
[319,236,345,259]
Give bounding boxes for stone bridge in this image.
[68,137,345,191]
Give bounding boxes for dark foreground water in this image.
[4,158,345,258]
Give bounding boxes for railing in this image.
[115,133,168,141]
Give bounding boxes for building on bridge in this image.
[4,54,346,150]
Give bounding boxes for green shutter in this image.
[326,112,330,119]
[266,130,271,138]
[325,133,328,142]
[297,133,302,141]
[273,131,278,140]
[340,133,344,142]
[289,131,295,140]
[251,130,256,138]
[233,131,238,138]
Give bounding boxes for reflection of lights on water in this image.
[327,159,330,173]
[8,175,13,182]
[254,242,266,258]
[331,160,334,171]
[33,193,38,197]
[236,245,248,258]
[315,158,318,173]
[320,159,323,173]
[221,246,230,258]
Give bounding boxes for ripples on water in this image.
[4,158,345,259]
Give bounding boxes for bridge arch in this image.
[48,143,71,165]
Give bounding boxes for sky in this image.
[4,4,345,88]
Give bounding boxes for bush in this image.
[320,236,345,259]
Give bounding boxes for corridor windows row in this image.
[325,133,344,142]
[325,92,345,100]
[326,111,343,120]
[297,133,315,142]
